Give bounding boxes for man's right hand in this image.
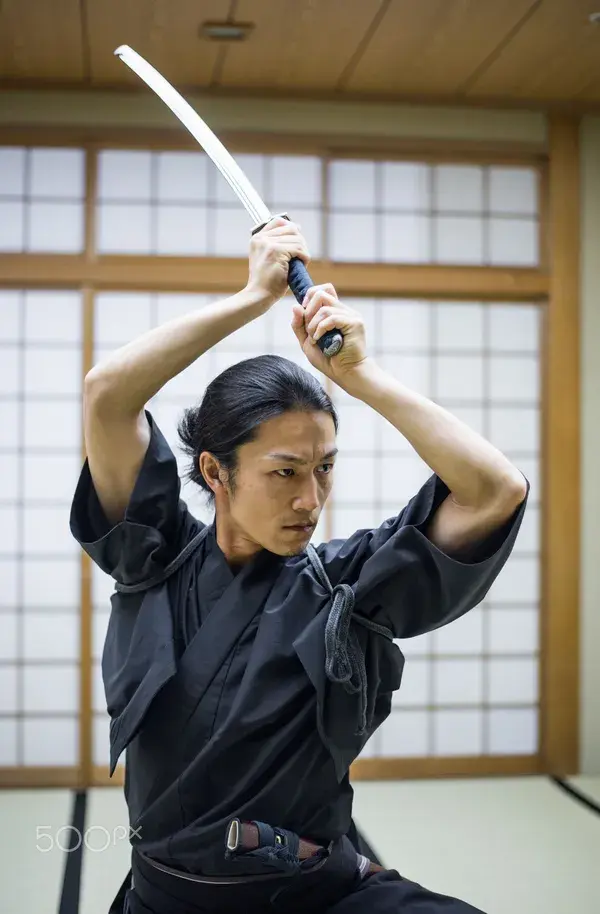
[245,216,311,308]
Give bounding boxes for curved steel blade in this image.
[114,45,272,227]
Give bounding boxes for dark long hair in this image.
[177,355,338,502]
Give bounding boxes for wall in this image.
[1,89,597,774]
[580,116,600,775]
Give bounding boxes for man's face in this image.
[221,410,337,557]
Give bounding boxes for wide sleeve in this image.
[69,410,202,587]
[316,472,529,639]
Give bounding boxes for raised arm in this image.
[293,284,527,559]
[84,217,309,526]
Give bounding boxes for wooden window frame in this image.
[0,117,579,788]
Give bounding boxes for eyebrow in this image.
[266,448,339,465]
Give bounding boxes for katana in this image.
[114,45,343,357]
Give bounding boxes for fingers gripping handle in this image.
[287,259,343,357]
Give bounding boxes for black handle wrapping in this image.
[252,215,343,358]
[288,258,343,358]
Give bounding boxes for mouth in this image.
[284,524,315,534]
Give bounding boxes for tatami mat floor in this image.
[1,777,599,914]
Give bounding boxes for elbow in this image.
[491,469,528,516]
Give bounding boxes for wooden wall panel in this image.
[342,0,537,94]
[0,0,84,81]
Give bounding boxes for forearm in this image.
[85,286,270,413]
[342,360,524,507]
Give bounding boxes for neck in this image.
[213,511,263,567]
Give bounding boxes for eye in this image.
[274,468,295,478]
[318,463,334,475]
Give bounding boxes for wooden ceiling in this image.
[1,0,600,108]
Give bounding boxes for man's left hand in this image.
[291,284,372,386]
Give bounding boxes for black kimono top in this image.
[70,412,528,876]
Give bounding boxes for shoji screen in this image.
[0,289,83,769]
[334,300,542,760]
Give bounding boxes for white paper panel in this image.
[332,456,376,504]
[432,606,484,654]
[488,708,538,754]
[24,291,82,343]
[0,719,18,764]
[335,401,378,453]
[330,505,378,540]
[380,454,430,505]
[93,610,110,661]
[270,155,321,207]
[213,207,253,256]
[156,205,208,255]
[94,713,111,767]
[94,293,152,346]
[23,454,81,502]
[0,401,19,449]
[435,303,484,351]
[0,200,24,250]
[0,559,18,607]
[156,151,208,202]
[0,290,21,341]
[24,612,79,662]
[490,219,538,266]
[0,507,18,553]
[489,407,539,452]
[512,505,539,553]
[30,148,85,198]
[433,710,484,756]
[433,658,483,704]
[391,658,429,707]
[381,214,430,263]
[28,201,84,253]
[23,558,79,607]
[379,415,413,452]
[395,632,432,657]
[379,710,428,757]
[23,717,78,765]
[378,353,431,397]
[490,356,539,402]
[435,216,484,264]
[0,147,25,195]
[380,301,430,349]
[488,556,539,604]
[381,162,430,210]
[24,348,81,396]
[436,354,484,401]
[97,203,152,254]
[93,661,106,713]
[489,609,539,654]
[329,160,376,208]
[98,151,152,200]
[24,401,81,450]
[490,167,538,215]
[0,454,19,500]
[0,611,17,661]
[156,293,209,324]
[488,657,538,704]
[329,213,376,261]
[0,665,17,711]
[220,316,269,350]
[435,165,484,213]
[489,305,539,352]
[23,664,78,713]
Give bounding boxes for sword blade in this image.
[114,45,272,227]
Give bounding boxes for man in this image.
[70,217,528,914]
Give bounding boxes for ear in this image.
[198,453,226,495]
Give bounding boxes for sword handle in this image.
[252,215,344,358]
[287,259,343,358]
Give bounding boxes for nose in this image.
[292,476,320,515]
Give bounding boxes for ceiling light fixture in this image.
[200,21,254,42]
